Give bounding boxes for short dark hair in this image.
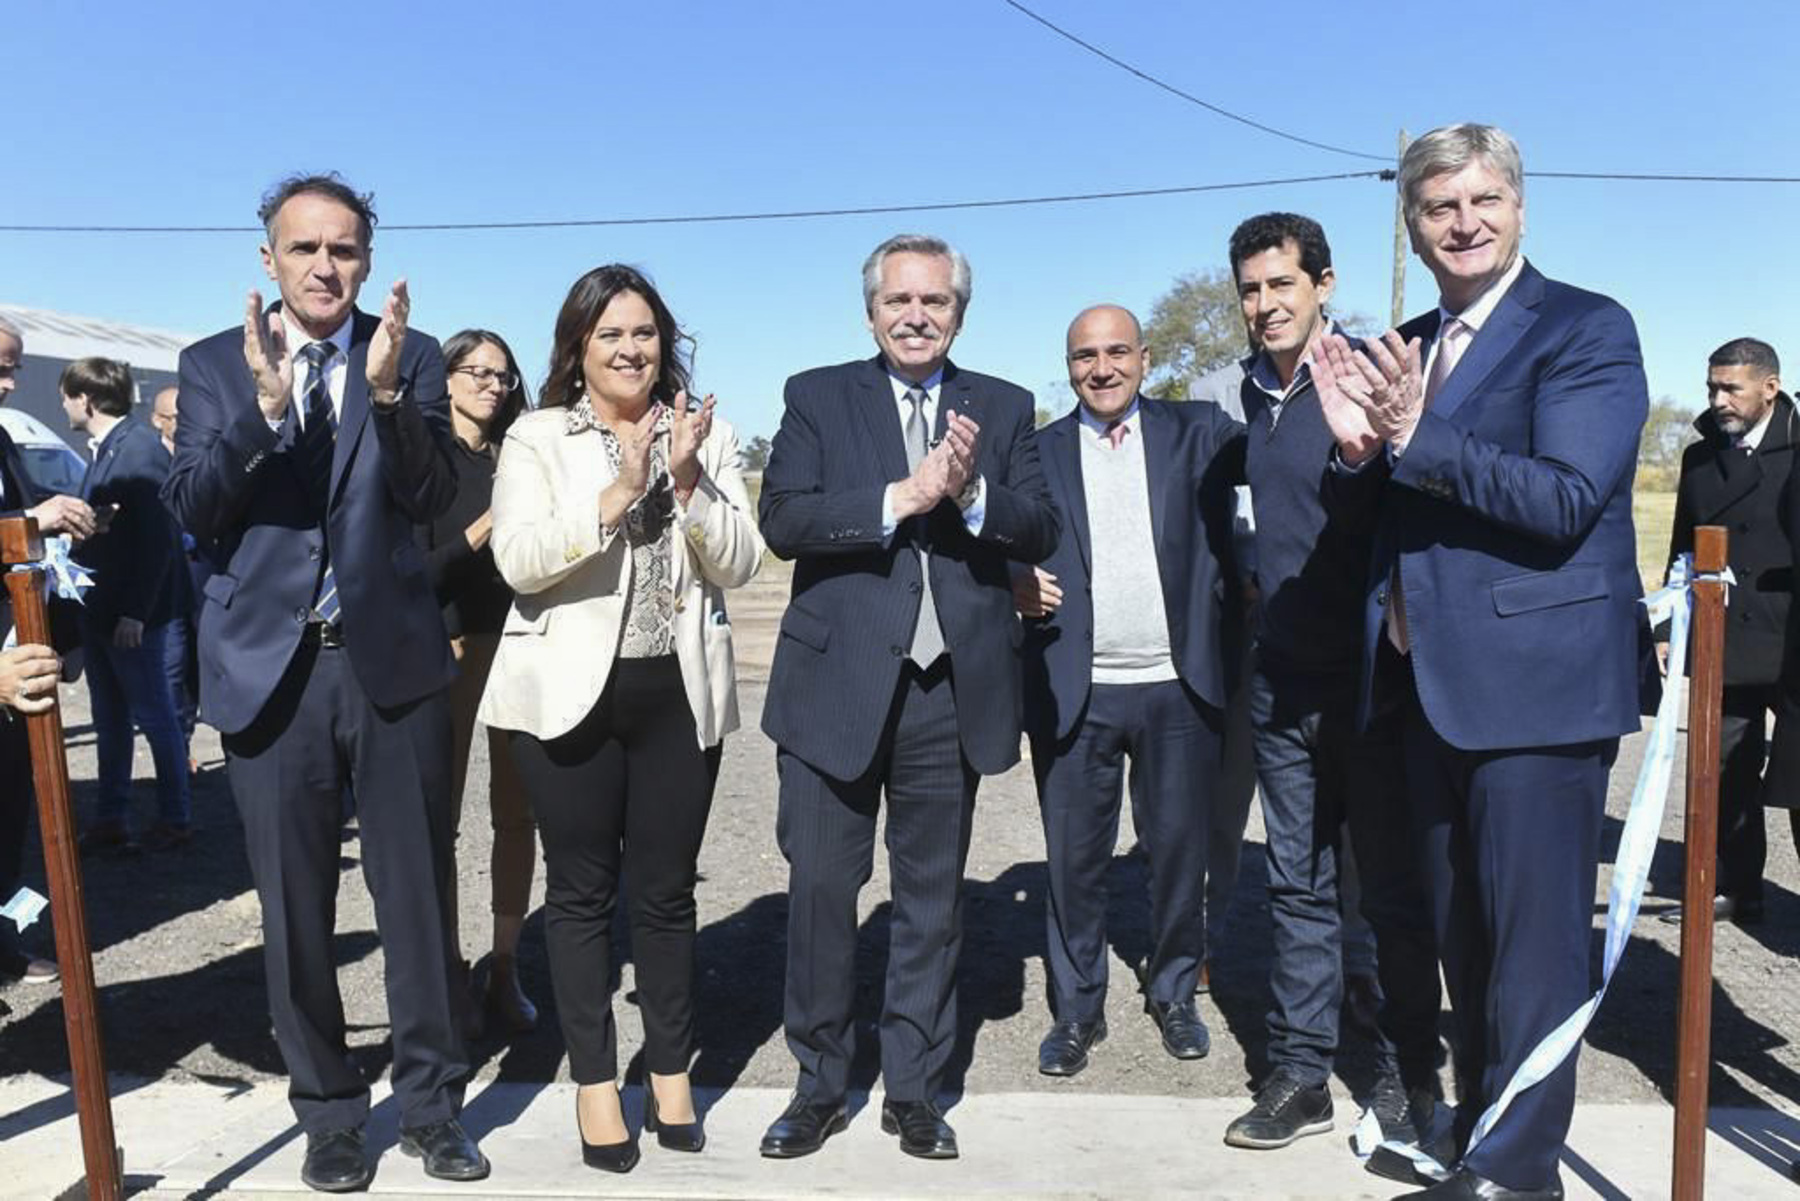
[258,172,378,248]
[59,357,135,417]
[541,264,693,410]
[1228,212,1333,285]
[442,328,530,441]
[1708,337,1780,379]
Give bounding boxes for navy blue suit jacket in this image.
[1350,261,1648,750]
[76,416,185,629]
[759,356,1058,780]
[1022,397,1243,743]
[163,307,458,735]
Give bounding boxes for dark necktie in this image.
[297,343,341,626]
[903,386,944,665]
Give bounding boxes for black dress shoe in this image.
[1145,997,1211,1059]
[300,1127,369,1193]
[645,1085,705,1152]
[1038,1017,1106,1076]
[760,1094,848,1158]
[1397,1165,1564,1199]
[880,1098,958,1159]
[1659,893,1765,927]
[398,1118,489,1182]
[1223,1066,1333,1149]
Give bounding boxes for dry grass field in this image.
[1635,488,1677,590]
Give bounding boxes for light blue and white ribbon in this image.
[1354,553,1731,1176]
[2,534,92,650]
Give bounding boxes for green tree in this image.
[1637,397,1695,491]
[742,434,772,471]
[1143,268,1247,399]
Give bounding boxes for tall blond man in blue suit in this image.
[1315,125,1648,1200]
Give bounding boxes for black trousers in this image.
[0,716,34,968]
[1398,658,1613,1191]
[511,655,721,1084]
[1717,683,1778,903]
[778,659,976,1106]
[1033,678,1219,1021]
[223,638,465,1136]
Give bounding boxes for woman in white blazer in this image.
[478,264,763,1173]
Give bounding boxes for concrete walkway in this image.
[3,1077,1796,1199]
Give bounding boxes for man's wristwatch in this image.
[954,476,980,511]
[369,383,404,408]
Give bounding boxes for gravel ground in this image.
[2,563,1797,1126]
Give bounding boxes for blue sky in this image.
[6,0,1797,441]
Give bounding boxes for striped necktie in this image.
[297,343,341,626]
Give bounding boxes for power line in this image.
[997,0,1392,163]
[0,171,1391,234]
[1,167,1795,237]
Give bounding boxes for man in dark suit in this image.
[59,358,192,854]
[163,174,484,1191]
[1315,124,1649,1200]
[0,315,93,985]
[1013,304,1236,1078]
[758,234,1057,1160]
[1660,339,1794,926]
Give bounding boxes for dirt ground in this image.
[2,557,1797,1129]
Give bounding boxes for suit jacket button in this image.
[1377,589,1389,606]
[890,645,904,657]
[674,597,687,614]
[909,581,922,594]
[294,607,309,624]
[308,546,321,561]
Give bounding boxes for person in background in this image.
[479,265,763,1173]
[150,385,205,771]
[416,328,537,1036]
[61,357,192,853]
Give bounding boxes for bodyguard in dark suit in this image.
[1014,305,1235,1078]
[163,174,486,1190]
[758,234,1057,1160]
[1662,339,1794,925]
[1315,124,1648,1199]
[59,357,192,852]
[0,317,94,985]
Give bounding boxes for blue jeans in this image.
[1250,660,1439,1087]
[83,616,192,827]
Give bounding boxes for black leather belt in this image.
[302,621,345,649]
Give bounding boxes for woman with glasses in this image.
[416,329,539,1036]
[478,265,763,1172]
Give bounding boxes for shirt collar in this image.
[281,309,353,365]
[1737,405,1776,451]
[1248,320,1334,400]
[1076,395,1142,438]
[1439,254,1525,334]
[885,364,945,401]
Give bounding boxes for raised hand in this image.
[366,278,411,399]
[1011,566,1063,618]
[669,391,716,492]
[942,409,981,499]
[1311,336,1382,466]
[1342,330,1425,450]
[243,289,293,422]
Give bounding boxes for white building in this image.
[0,302,196,453]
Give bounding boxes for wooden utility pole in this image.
[1390,127,1409,328]
[0,515,121,1201]
[1671,524,1728,1201]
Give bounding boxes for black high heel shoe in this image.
[644,1084,706,1153]
[577,1096,640,1173]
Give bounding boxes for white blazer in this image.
[476,409,765,745]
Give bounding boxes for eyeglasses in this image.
[451,366,519,390]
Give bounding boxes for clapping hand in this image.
[1310,336,1382,467]
[366,279,410,400]
[1326,330,1425,451]
[244,290,293,422]
[940,410,980,501]
[599,403,663,531]
[669,391,716,492]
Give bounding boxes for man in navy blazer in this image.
[758,234,1057,1161]
[59,357,192,852]
[164,174,484,1191]
[1013,304,1238,1078]
[1317,124,1648,1200]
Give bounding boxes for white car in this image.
[0,408,87,498]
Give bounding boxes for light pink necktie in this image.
[1388,318,1470,655]
[1105,419,1130,450]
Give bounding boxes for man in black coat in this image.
[1663,337,1795,925]
[758,234,1057,1161]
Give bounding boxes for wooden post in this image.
[1672,524,1728,1201]
[0,515,121,1201]
[1390,127,1409,328]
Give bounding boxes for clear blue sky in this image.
[6,1,1797,441]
